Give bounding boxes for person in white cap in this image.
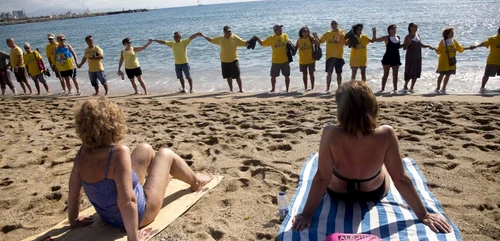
[23,43,50,95]
[255,24,292,92]
[46,33,65,93]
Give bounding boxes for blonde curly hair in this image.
[75,97,128,149]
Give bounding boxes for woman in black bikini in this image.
[292,81,452,234]
[372,24,402,92]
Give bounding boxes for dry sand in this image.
[0,91,499,241]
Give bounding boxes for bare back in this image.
[78,145,120,183]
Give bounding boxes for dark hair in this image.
[122,37,131,45]
[298,26,310,38]
[387,24,397,34]
[85,35,92,41]
[408,22,417,34]
[442,27,454,39]
[352,23,364,32]
[497,26,500,34]
[174,32,181,36]
[335,81,378,136]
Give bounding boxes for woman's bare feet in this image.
[190,174,212,192]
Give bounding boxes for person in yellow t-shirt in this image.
[296,26,320,91]
[46,33,65,93]
[23,43,50,95]
[200,25,248,93]
[153,32,201,93]
[473,26,500,93]
[118,37,153,95]
[255,24,292,92]
[6,38,33,95]
[433,27,474,94]
[77,35,108,96]
[314,20,346,92]
[345,24,375,82]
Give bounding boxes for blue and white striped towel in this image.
[278,153,463,241]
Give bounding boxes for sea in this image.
[1,0,499,95]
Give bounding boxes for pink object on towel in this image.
[325,233,381,241]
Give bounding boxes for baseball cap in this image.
[47,33,55,39]
[223,25,232,32]
[273,24,283,31]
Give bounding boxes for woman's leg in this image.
[392,66,399,91]
[436,73,444,91]
[351,67,358,80]
[140,148,211,226]
[136,75,148,95]
[302,69,308,90]
[129,77,139,94]
[131,143,156,184]
[410,78,417,91]
[360,67,367,82]
[442,74,451,90]
[381,65,390,91]
[33,78,41,95]
[309,66,315,90]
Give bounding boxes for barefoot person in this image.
[315,20,346,92]
[255,24,292,92]
[68,97,212,240]
[372,24,402,93]
[403,23,435,92]
[46,33,66,94]
[345,24,375,81]
[23,43,50,95]
[296,26,319,91]
[473,26,500,93]
[6,38,32,95]
[152,32,200,93]
[434,27,474,94]
[0,50,16,95]
[77,35,109,95]
[118,38,152,95]
[55,34,81,95]
[200,25,248,93]
[291,81,452,234]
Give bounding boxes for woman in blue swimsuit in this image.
[68,97,211,240]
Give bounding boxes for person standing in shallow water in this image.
[23,43,50,95]
[372,24,403,93]
[296,26,319,91]
[77,35,109,96]
[473,26,500,93]
[403,23,435,93]
[0,50,16,95]
[55,34,81,96]
[345,24,375,82]
[118,38,153,95]
[7,38,33,95]
[46,33,66,94]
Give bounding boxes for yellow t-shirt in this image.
[165,39,191,65]
[349,34,371,67]
[84,45,104,72]
[122,47,140,69]
[10,46,25,68]
[298,37,315,65]
[320,30,345,59]
[210,34,247,63]
[24,51,43,76]
[484,34,500,65]
[437,39,464,72]
[262,34,289,64]
[46,42,57,64]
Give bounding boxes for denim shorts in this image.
[175,63,191,79]
[89,71,107,86]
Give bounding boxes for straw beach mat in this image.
[23,176,223,241]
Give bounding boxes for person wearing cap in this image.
[0,50,16,95]
[314,20,346,92]
[296,27,320,91]
[23,43,50,95]
[46,33,66,93]
[77,35,109,95]
[6,38,33,95]
[118,38,153,95]
[255,25,292,92]
[55,34,81,95]
[200,25,248,93]
[152,32,201,93]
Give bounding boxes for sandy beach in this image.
[0,91,499,241]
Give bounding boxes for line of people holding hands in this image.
[1,22,499,96]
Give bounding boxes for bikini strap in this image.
[332,168,382,192]
[76,146,83,165]
[104,146,115,179]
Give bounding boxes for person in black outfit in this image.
[373,24,403,92]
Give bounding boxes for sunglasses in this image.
[174,36,181,39]
[48,38,54,40]
[225,30,232,33]
[59,39,66,41]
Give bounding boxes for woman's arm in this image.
[68,152,93,228]
[68,44,79,66]
[118,51,124,72]
[113,144,140,241]
[295,39,300,50]
[383,126,452,233]
[403,36,412,50]
[134,39,153,52]
[292,125,334,231]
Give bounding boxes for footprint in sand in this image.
[0,178,13,187]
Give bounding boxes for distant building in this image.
[1,12,13,19]
[12,10,26,19]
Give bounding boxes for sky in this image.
[0,0,257,14]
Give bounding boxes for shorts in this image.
[14,67,28,82]
[175,63,191,79]
[484,64,500,77]
[125,67,142,79]
[325,57,345,74]
[60,69,74,78]
[32,73,47,84]
[89,71,107,86]
[300,63,315,73]
[0,68,14,89]
[270,62,290,77]
[221,60,240,79]
[72,68,77,78]
[436,70,456,75]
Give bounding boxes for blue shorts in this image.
[175,63,191,79]
[89,71,107,86]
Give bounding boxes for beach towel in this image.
[278,153,463,241]
[23,176,223,241]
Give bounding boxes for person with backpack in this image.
[296,26,320,91]
[345,24,375,82]
[23,42,50,95]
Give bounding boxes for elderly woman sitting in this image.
[292,81,451,233]
[68,97,211,241]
